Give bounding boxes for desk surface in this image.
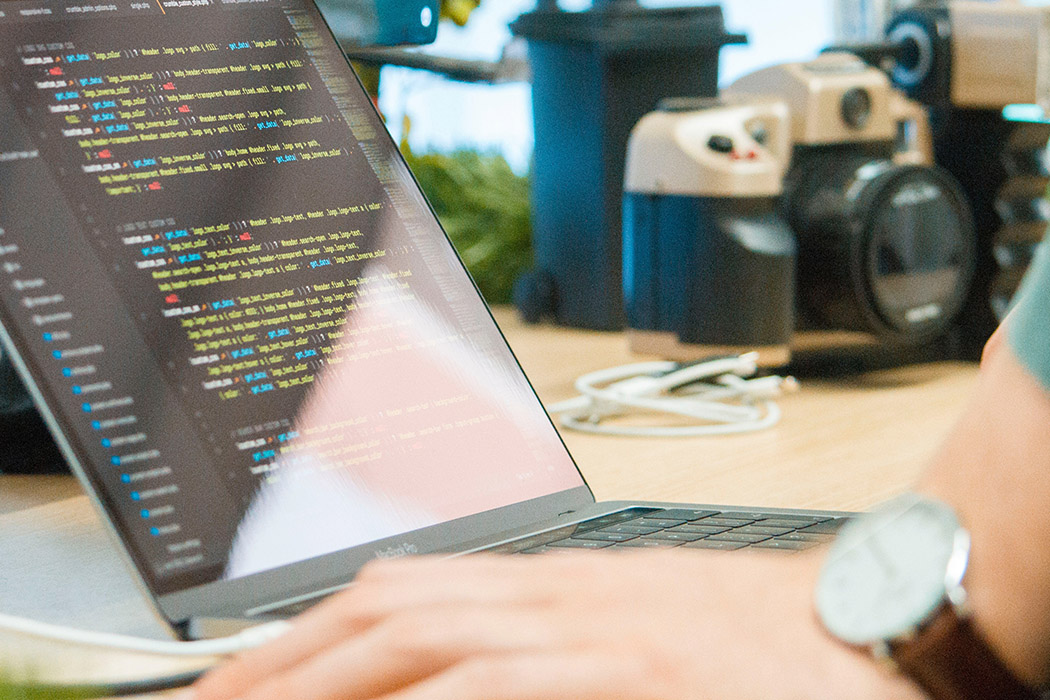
[0,308,980,691]
[491,310,977,513]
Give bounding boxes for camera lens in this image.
[840,88,872,130]
[896,36,921,73]
[785,153,975,344]
[887,18,936,92]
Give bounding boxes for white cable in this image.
[546,355,798,438]
[559,401,782,438]
[0,613,291,657]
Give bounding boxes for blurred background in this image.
[369,0,1050,172]
[339,0,1050,309]
[377,0,835,174]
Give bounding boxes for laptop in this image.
[0,0,849,639]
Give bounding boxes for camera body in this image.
[884,1,1050,352]
[624,52,975,364]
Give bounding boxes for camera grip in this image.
[623,193,794,365]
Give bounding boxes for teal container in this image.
[511,1,745,329]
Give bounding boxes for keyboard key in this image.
[615,538,684,548]
[751,539,818,551]
[706,532,772,544]
[546,538,615,549]
[571,531,638,543]
[653,509,720,521]
[797,518,850,535]
[574,508,660,532]
[597,523,664,536]
[642,531,706,542]
[681,539,748,551]
[739,512,810,522]
[780,533,833,543]
[750,520,802,530]
[755,515,830,525]
[718,512,784,521]
[731,525,795,537]
[668,524,730,535]
[639,518,690,528]
[695,517,757,527]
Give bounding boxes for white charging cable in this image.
[0,612,290,656]
[545,353,798,437]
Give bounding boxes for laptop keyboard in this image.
[484,507,849,555]
[257,508,847,619]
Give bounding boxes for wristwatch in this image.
[815,493,1040,700]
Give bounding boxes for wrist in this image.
[815,493,1043,699]
[919,342,1050,686]
[919,476,1050,687]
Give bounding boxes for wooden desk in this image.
[0,308,980,693]
[491,309,978,512]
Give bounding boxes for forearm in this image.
[918,329,1050,685]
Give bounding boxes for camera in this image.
[881,0,1050,351]
[624,52,974,365]
[624,0,1050,365]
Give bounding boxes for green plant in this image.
[0,679,92,700]
[402,146,533,304]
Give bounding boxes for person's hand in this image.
[185,550,925,700]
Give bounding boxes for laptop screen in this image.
[0,0,584,595]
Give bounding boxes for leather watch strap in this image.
[892,603,1040,700]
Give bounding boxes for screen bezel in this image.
[0,0,596,628]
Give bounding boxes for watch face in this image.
[816,494,970,645]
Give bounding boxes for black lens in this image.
[840,88,872,130]
[896,36,921,72]
[786,153,975,344]
[866,173,970,331]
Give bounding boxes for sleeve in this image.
[1007,239,1050,391]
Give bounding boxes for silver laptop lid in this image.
[0,0,591,624]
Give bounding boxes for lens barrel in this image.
[785,151,975,344]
